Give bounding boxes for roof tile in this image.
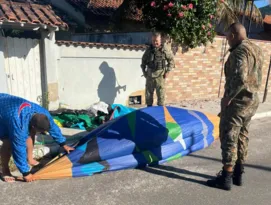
[67,0,142,21]
[0,1,68,29]
[0,8,5,21]
[264,15,271,24]
[2,4,18,21]
[67,0,124,9]
[21,5,40,24]
[56,40,146,51]
[11,4,28,22]
[90,0,124,9]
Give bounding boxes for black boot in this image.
[233,163,244,186]
[207,169,233,191]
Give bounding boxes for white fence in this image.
[0,37,43,104]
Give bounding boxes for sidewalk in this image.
[169,93,271,120]
[252,94,271,119]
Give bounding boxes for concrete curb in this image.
[252,111,271,120]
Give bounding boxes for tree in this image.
[217,0,264,30]
[142,0,217,49]
[112,0,268,49]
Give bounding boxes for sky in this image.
[255,0,270,8]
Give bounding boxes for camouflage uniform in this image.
[220,39,263,166]
[141,44,175,106]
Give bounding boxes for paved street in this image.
[0,117,271,205]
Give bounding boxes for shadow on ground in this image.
[139,164,214,186]
[188,154,271,172]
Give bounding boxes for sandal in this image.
[0,175,16,183]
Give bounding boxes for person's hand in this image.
[24,174,35,183]
[63,145,75,154]
[163,72,168,79]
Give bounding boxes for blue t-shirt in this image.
[0,93,66,174]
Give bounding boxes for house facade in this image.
[0,0,67,108]
[50,0,271,44]
[0,0,270,111]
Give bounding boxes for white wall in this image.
[0,37,8,93]
[57,45,145,109]
[1,37,43,104]
[42,32,59,84]
[41,31,62,110]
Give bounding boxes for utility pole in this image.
[263,56,271,103]
[247,0,255,38]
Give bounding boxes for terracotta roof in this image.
[67,0,124,8]
[89,0,124,9]
[121,0,143,21]
[264,15,271,24]
[67,0,142,21]
[86,0,124,17]
[66,0,124,13]
[125,9,142,21]
[56,40,146,50]
[0,0,68,29]
[264,15,271,32]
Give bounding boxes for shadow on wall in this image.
[97,61,127,105]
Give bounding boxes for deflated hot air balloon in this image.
[33,106,219,180]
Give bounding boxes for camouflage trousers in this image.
[145,75,165,106]
[219,95,259,166]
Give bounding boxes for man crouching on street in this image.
[0,93,74,182]
[207,23,263,190]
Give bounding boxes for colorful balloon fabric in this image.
[33,106,219,180]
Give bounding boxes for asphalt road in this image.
[0,117,271,205]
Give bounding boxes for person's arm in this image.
[164,46,175,73]
[227,49,248,101]
[47,113,66,146]
[8,120,30,176]
[46,115,75,156]
[141,48,150,76]
[41,109,74,153]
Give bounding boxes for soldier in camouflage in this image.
[141,32,175,107]
[207,23,263,191]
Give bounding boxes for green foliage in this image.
[217,0,263,31]
[142,0,217,49]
